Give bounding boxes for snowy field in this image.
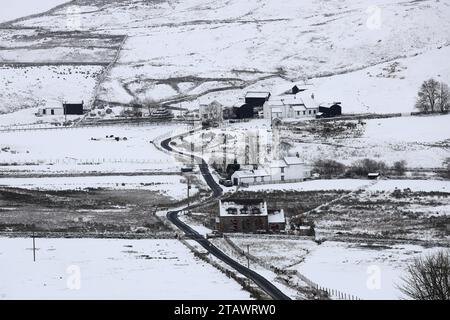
[0,0,68,23]
[246,179,450,193]
[0,238,250,299]
[0,174,197,201]
[0,124,183,173]
[2,0,448,114]
[226,235,447,300]
[285,114,450,168]
[296,241,444,300]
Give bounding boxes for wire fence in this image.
[0,119,187,133]
[223,234,362,300]
[0,157,171,166]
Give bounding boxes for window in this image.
[309,110,311,115]
[51,109,55,115]
[281,167,285,173]
[314,110,316,114]
[42,109,46,115]
[261,176,264,182]
[281,175,285,181]
[303,111,305,115]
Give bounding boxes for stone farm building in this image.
[216,199,286,233]
[317,103,342,118]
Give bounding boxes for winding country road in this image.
[161,135,291,300]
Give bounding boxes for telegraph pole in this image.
[187,176,191,211]
[247,244,250,269]
[32,231,36,262]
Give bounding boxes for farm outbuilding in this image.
[235,104,256,119]
[245,91,271,107]
[318,103,342,118]
[63,102,85,115]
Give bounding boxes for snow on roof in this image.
[292,105,306,111]
[232,169,270,179]
[284,157,305,165]
[268,209,285,224]
[42,106,63,109]
[270,82,315,96]
[219,200,268,217]
[267,92,318,109]
[246,91,271,99]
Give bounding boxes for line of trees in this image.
[312,158,407,177]
[415,78,450,113]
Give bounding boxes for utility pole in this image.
[247,244,250,269]
[187,176,191,211]
[32,231,36,262]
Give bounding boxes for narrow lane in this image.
[161,135,291,300]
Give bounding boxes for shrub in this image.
[313,159,346,176]
[392,160,407,176]
[399,250,450,300]
[347,158,387,177]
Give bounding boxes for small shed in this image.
[368,172,381,180]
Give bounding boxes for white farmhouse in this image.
[231,156,312,186]
[231,169,271,185]
[263,92,319,120]
[269,157,312,182]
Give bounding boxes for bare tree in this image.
[141,97,159,116]
[399,250,450,300]
[313,159,346,177]
[347,158,386,177]
[416,78,439,112]
[416,79,450,113]
[437,82,450,112]
[392,160,407,176]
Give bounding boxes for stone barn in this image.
[216,199,285,233]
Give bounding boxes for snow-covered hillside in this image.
[0,0,69,23]
[2,0,449,114]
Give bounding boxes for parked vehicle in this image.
[219,179,233,187]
